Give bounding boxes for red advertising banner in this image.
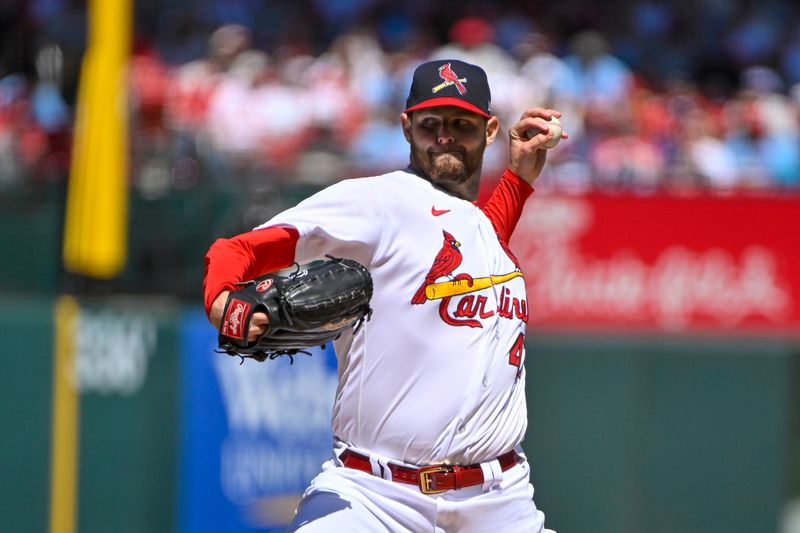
[511,193,800,334]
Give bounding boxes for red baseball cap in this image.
[404,59,492,118]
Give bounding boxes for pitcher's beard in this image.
[408,140,485,199]
[429,153,468,183]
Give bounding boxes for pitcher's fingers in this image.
[248,312,269,341]
[518,107,562,121]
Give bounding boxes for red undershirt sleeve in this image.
[480,168,535,242]
[202,224,300,316]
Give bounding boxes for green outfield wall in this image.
[0,296,179,533]
[524,333,796,533]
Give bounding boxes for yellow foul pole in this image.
[49,296,80,533]
[53,0,131,531]
[62,0,132,278]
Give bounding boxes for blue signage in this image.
[179,309,338,532]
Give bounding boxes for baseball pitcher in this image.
[204,59,565,532]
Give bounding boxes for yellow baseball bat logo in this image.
[424,271,523,300]
[432,77,467,93]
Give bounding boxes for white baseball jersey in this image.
[205,168,534,467]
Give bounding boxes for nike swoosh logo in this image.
[431,206,451,216]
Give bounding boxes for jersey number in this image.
[508,333,524,368]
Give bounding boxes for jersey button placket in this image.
[474,209,502,345]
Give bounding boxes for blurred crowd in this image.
[3,0,800,199]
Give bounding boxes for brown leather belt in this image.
[339,449,521,494]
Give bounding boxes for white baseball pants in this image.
[286,448,550,532]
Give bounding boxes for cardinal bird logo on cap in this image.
[432,63,467,95]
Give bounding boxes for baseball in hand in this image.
[543,116,562,148]
[526,116,562,148]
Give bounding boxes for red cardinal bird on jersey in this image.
[438,63,467,95]
[411,230,463,304]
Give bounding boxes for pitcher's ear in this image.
[400,112,412,142]
[486,115,500,146]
